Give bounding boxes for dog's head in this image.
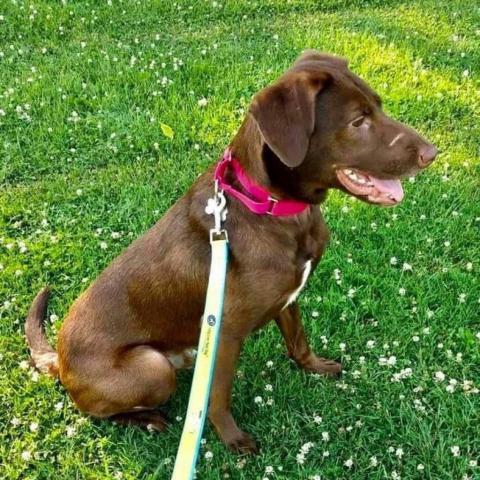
[249,50,438,206]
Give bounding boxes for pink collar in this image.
[214,149,310,216]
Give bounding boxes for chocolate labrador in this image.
[25,51,437,453]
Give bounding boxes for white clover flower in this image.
[344,457,354,468]
[451,446,460,457]
[446,384,455,393]
[301,441,314,453]
[434,371,446,382]
[313,415,322,424]
[322,431,330,442]
[390,257,398,265]
[29,422,38,432]
[312,311,319,318]
[395,448,404,458]
[339,343,346,352]
[370,456,378,466]
[19,360,30,370]
[198,97,208,107]
[391,368,413,382]
[205,451,213,460]
[100,242,108,250]
[412,335,420,342]
[402,262,412,271]
[254,396,263,404]
[265,466,274,474]
[21,450,32,461]
[398,288,406,296]
[381,355,396,366]
[265,384,273,391]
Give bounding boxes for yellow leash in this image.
[171,183,228,480]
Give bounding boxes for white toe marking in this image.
[166,348,197,370]
[284,260,312,309]
[388,133,404,147]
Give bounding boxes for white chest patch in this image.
[283,260,312,309]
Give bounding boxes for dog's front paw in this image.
[225,430,259,455]
[304,354,342,377]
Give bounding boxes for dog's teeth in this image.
[357,177,366,184]
[346,169,353,175]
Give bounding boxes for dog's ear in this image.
[249,71,329,168]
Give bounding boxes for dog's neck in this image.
[230,115,270,186]
[230,115,328,204]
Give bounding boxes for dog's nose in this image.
[418,143,438,168]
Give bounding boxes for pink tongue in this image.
[370,177,404,202]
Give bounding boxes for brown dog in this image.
[25,51,437,453]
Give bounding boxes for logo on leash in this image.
[207,315,216,326]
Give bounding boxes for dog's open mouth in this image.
[336,168,404,206]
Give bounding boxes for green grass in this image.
[1,0,479,478]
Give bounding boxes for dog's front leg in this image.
[275,302,341,377]
[208,333,258,454]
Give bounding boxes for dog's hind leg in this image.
[67,345,176,430]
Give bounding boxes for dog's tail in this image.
[25,287,59,377]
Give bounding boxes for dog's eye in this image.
[351,116,365,127]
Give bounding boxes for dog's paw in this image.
[225,430,259,455]
[305,355,342,377]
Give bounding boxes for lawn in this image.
[0,0,479,478]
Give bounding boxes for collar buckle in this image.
[266,196,278,215]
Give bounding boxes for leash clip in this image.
[205,180,228,243]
